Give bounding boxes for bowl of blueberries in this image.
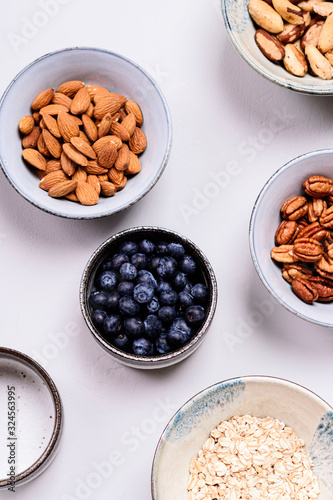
[80,226,218,369]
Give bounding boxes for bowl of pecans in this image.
[250,149,333,326]
[0,47,172,219]
[221,0,333,94]
[152,376,333,500]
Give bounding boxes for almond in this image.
[108,167,124,185]
[82,113,98,142]
[79,131,91,144]
[84,161,108,175]
[66,192,79,202]
[121,112,136,137]
[19,116,35,135]
[52,92,73,108]
[86,102,94,118]
[42,129,62,158]
[56,80,85,97]
[31,88,54,111]
[97,174,109,182]
[97,142,118,168]
[125,100,143,127]
[128,127,147,154]
[49,180,78,198]
[22,126,41,149]
[115,143,130,171]
[22,148,47,171]
[60,151,76,176]
[42,113,61,138]
[93,95,126,120]
[39,170,68,190]
[72,166,88,183]
[75,181,99,205]
[116,175,127,191]
[63,143,88,167]
[57,112,80,142]
[125,152,141,175]
[111,121,130,142]
[87,174,101,195]
[45,159,62,174]
[98,113,112,138]
[32,112,41,124]
[85,85,110,100]
[70,87,91,115]
[37,133,50,157]
[70,136,96,159]
[40,104,69,115]
[93,135,122,154]
[100,181,117,197]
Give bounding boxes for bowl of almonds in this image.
[152,376,333,500]
[250,149,333,326]
[221,0,333,93]
[0,47,172,218]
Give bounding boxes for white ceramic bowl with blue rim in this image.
[0,47,172,219]
[152,376,333,500]
[249,149,333,327]
[221,0,333,95]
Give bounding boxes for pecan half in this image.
[297,221,328,241]
[303,175,333,198]
[293,237,324,262]
[319,205,333,228]
[271,245,297,263]
[308,276,333,302]
[297,217,308,230]
[292,278,319,303]
[275,220,298,245]
[281,196,308,220]
[308,197,327,222]
[316,251,333,273]
[282,263,313,283]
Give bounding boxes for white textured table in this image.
[1,0,333,498]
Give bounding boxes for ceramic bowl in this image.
[0,47,172,219]
[249,149,333,326]
[0,347,63,489]
[80,226,218,369]
[152,376,333,500]
[221,1,333,94]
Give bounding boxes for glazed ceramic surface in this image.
[0,47,172,219]
[249,149,333,327]
[152,376,333,500]
[221,0,333,94]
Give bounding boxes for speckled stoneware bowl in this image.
[80,226,218,369]
[0,47,172,219]
[152,376,333,500]
[221,1,333,94]
[249,149,333,327]
[0,347,63,489]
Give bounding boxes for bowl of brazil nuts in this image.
[221,0,333,94]
[152,376,333,500]
[0,47,172,219]
[250,149,333,326]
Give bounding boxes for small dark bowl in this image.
[79,227,218,369]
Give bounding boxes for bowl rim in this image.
[0,346,63,489]
[249,148,333,328]
[151,374,333,499]
[0,46,173,220]
[220,1,333,95]
[79,226,218,367]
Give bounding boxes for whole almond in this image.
[22,126,41,149]
[40,104,69,115]
[79,131,91,144]
[42,113,61,138]
[70,136,96,159]
[37,133,50,157]
[39,170,68,191]
[84,161,108,175]
[19,116,35,135]
[255,29,285,61]
[125,100,143,127]
[283,44,308,76]
[56,80,85,97]
[42,129,62,158]
[22,148,47,171]
[86,102,94,118]
[125,152,141,175]
[121,112,136,136]
[82,114,98,142]
[72,166,88,183]
[108,167,124,185]
[111,121,130,142]
[98,113,112,138]
[45,159,62,174]
[98,174,109,182]
[32,112,41,124]
[85,85,110,100]
[128,127,147,154]
[66,192,79,202]
[75,181,99,205]
[93,135,122,154]
[116,176,127,191]
[60,151,76,176]
[97,142,118,168]
[70,87,91,115]
[57,112,80,142]
[49,180,78,198]
[100,181,117,197]
[63,143,88,167]
[52,92,72,108]
[93,95,126,120]
[115,143,130,171]
[31,88,54,111]
[87,175,101,195]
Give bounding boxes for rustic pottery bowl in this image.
[0,47,172,219]
[152,376,333,500]
[80,226,218,369]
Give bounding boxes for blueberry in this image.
[156,241,168,255]
[144,314,163,339]
[156,280,173,294]
[158,306,176,323]
[91,309,107,329]
[167,318,192,347]
[173,272,188,291]
[156,256,178,279]
[96,270,118,291]
[136,269,157,289]
[119,262,138,281]
[89,290,108,310]
[139,239,155,255]
[111,253,129,270]
[149,256,161,271]
[178,291,194,309]
[159,289,178,306]
[119,296,140,317]
[166,242,185,260]
[124,317,144,337]
[119,241,139,256]
[155,335,172,354]
[131,253,147,270]
[191,283,208,303]
[133,283,155,304]
[132,337,154,356]
[117,281,134,296]
[180,255,196,275]
[105,291,120,311]
[183,282,193,294]
[101,259,113,271]
[147,296,160,314]
[112,333,130,351]
[104,314,122,336]
[185,305,206,325]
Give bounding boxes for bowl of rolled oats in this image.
[151,376,333,500]
[250,149,333,327]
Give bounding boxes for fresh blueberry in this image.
[155,335,172,354]
[156,256,177,279]
[156,241,168,255]
[96,270,118,291]
[131,253,147,270]
[159,289,178,306]
[178,291,194,309]
[156,280,173,294]
[144,314,163,339]
[119,241,139,256]
[117,281,134,296]
[191,283,208,303]
[91,309,107,329]
[112,333,130,351]
[133,283,155,304]
[180,255,196,275]
[167,318,192,347]
[89,290,109,310]
[173,272,188,291]
[138,239,155,255]
[183,282,193,294]
[101,259,113,271]
[119,296,140,317]
[119,262,138,281]
[104,314,122,336]
[158,306,176,323]
[132,337,154,356]
[166,242,185,260]
[123,317,144,337]
[136,270,157,289]
[147,296,160,313]
[149,256,161,271]
[185,305,206,325]
[105,291,120,312]
[111,253,129,270]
